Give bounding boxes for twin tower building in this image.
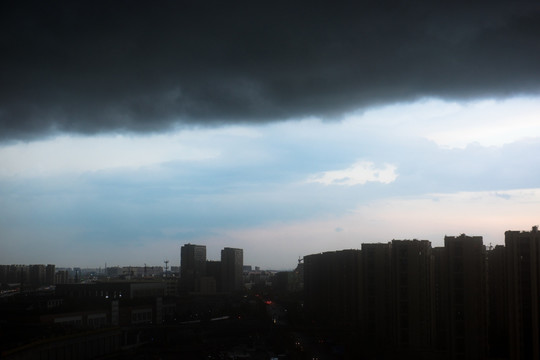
[180,244,243,294]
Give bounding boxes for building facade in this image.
[221,247,243,293]
[505,226,540,360]
[361,243,392,355]
[390,240,433,355]
[180,244,207,292]
[304,250,362,330]
[443,234,487,360]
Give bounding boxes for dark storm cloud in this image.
[1,0,540,139]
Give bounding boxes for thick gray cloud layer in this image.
[2,0,540,139]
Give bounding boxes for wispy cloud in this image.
[307,161,398,186]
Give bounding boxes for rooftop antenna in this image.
[164,260,169,276]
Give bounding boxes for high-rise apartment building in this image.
[0,264,27,284]
[205,260,222,293]
[487,245,509,359]
[333,249,362,328]
[443,234,487,360]
[303,252,332,325]
[304,249,362,329]
[180,244,206,292]
[432,246,449,354]
[505,226,540,360]
[221,247,243,293]
[390,240,433,354]
[46,264,55,285]
[29,264,46,287]
[301,229,540,359]
[361,243,392,356]
[54,270,69,284]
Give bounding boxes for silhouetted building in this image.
[0,264,56,288]
[391,240,433,355]
[29,265,46,287]
[487,244,509,359]
[505,226,540,360]
[293,259,304,292]
[206,260,222,293]
[0,265,6,284]
[221,247,243,293]
[274,259,304,294]
[54,270,69,284]
[273,272,289,293]
[0,264,29,284]
[361,243,392,355]
[304,249,362,329]
[443,234,487,360]
[335,249,362,328]
[45,264,55,285]
[304,252,331,325]
[180,244,206,292]
[432,246,449,355]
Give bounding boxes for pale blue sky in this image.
[1,97,539,269]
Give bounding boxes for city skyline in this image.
[1,2,540,269]
[3,225,540,358]
[2,227,540,271]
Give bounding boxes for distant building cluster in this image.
[104,265,164,279]
[244,266,282,291]
[0,264,55,288]
[180,244,244,294]
[303,227,540,359]
[0,243,280,359]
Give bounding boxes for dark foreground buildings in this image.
[304,227,540,359]
[4,229,540,359]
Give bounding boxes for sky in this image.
[1,1,540,270]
